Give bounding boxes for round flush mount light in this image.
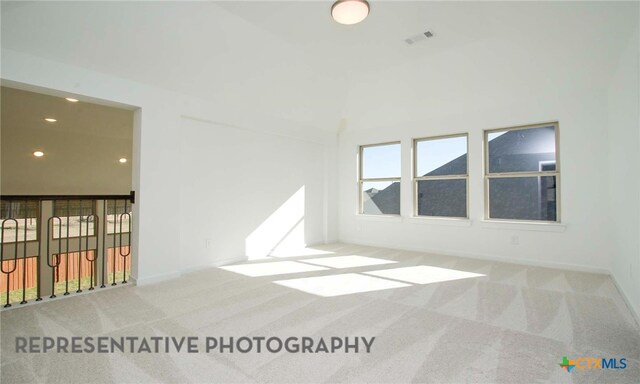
[65,97,79,102]
[44,118,57,123]
[33,151,44,158]
[331,0,369,25]
[119,158,127,163]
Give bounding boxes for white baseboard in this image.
[339,237,610,275]
[134,271,182,286]
[136,255,249,285]
[212,255,248,267]
[610,273,640,328]
[181,255,248,273]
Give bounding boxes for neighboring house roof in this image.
[364,182,400,215]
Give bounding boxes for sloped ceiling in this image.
[1,1,637,132]
[1,1,348,131]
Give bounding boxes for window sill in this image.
[355,214,402,222]
[405,217,472,227]
[479,220,566,232]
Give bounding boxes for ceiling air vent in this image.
[404,29,435,45]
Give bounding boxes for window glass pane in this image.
[53,200,95,217]
[362,181,400,215]
[489,176,557,221]
[417,179,467,217]
[1,201,38,219]
[488,126,556,173]
[0,201,38,243]
[107,200,130,215]
[107,200,132,234]
[52,200,96,238]
[416,136,467,176]
[361,143,401,179]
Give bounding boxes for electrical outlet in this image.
[205,238,212,249]
[510,235,519,245]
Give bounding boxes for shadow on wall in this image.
[245,186,306,260]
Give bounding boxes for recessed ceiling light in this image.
[119,158,127,163]
[65,98,79,102]
[44,118,57,123]
[331,0,369,25]
[33,151,44,157]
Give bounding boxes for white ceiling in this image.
[215,1,497,71]
[1,1,637,131]
[0,1,497,77]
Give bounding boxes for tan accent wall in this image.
[1,87,133,195]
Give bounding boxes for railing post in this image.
[38,201,53,299]
[96,200,107,288]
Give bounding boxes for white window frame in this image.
[412,133,469,219]
[357,141,401,215]
[483,122,561,223]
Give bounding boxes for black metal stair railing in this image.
[46,215,62,299]
[1,217,20,306]
[0,191,135,308]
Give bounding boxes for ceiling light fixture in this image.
[331,0,369,25]
[65,97,79,102]
[33,151,44,157]
[119,158,127,163]
[44,118,57,123]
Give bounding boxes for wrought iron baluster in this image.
[20,200,28,304]
[112,200,117,286]
[76,201,83,293]
[118,199,131,284]
[46,216,63,298]
[85,213,98,290]
[101,200,106,288]
[36,201,42,301]
[64,200,70,295]
[1,218,19,308]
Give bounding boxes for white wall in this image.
[0,1,348,135]
[1,0,344,284]
[1,49,336,285]
[178,117,326,270]
[337,3,638,273]
[607,24,640,318]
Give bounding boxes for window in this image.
[484,122,559,222]
[413,134,468,218]
[106,200,132,234]
[358,142,401,215]
[0,201,39,243]
[52,200,96,238]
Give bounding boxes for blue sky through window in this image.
[362,144,401,178]
[487,131,507,141]
[416,136,467,176]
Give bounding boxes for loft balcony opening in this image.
[0,85,136,307]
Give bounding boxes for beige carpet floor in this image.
[1,243,639,383]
